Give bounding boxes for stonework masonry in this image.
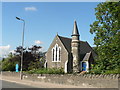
[2,72,119,88]
[71,21,80,73]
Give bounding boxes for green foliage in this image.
[89,67,120,74]
[90,2,120,74]
[106,0,120,2]
[26,68,64,74]
[2,45,46,71]
[28,57,45,70]
[2,54,20,71]
[105,69,120,74]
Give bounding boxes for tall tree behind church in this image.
[28,45,45,70]
[90,2,120,73]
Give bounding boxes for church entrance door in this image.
[82,62,86,71]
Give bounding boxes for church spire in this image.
[71,20,80,73]
[72,20,79,36]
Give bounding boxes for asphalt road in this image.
[1,80,118,90]
[1,80,35,88]
[1,80,74,90]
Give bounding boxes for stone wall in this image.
[2,72,120,88]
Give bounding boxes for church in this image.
[46,21,97,73]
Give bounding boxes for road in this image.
[1,80,35,88]
[1,80,76,90]
[1,80,118,90]
[1,80,59,90]
[1,80,79,90]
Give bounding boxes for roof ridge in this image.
[58,35,86,43]
[58,35,71,40]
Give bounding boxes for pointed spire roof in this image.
[72,20,80,36]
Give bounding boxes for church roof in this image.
[58,35,97,58]
[58,35,71,53]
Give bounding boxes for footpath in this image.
[0,75,95,88]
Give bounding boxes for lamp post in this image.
[16,17,25,80]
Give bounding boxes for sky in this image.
[1,2,100,57]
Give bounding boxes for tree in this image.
[2,45,46,71]
[28,45,45,70]
[90,2,120,73]
[28,45,42,60]
[15,46,26,55]
[2,53,20,71]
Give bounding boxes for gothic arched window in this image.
[52,49,54,61]
[59,48,61,61]
[56,46,57,61]
[52,44,61,62]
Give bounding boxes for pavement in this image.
[0,75,95,88]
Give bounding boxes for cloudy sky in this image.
[1,2,101,57]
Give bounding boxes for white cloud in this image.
[34,40,43,45]
[24,6,37,11]
[0,45,10,50]
[0,45,11,57]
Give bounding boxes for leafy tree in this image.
[2,53,20,71]
[28,45,42,54]
[90,2,120,73]
[2,45,46,71]
[28,45,45,70]
[15,46,26,55]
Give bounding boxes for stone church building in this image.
[46,21,97,73]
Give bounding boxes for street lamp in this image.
[16,17,25,80]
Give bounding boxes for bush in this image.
[2,57,19,71]
[89,66,120,74]
[26,68,64,74]
[104,69,120,74]
[89,62,120,74]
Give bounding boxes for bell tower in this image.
[71,20,80,73]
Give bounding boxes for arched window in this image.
[56,46,57,61]
[59,48,61,61]
[52,49,54,61]
[52,44,61,62]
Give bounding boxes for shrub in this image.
[26,68,64,74]
[89,66,120,74]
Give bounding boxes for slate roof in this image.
[58,35,71,53]
[58,35,97,58]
